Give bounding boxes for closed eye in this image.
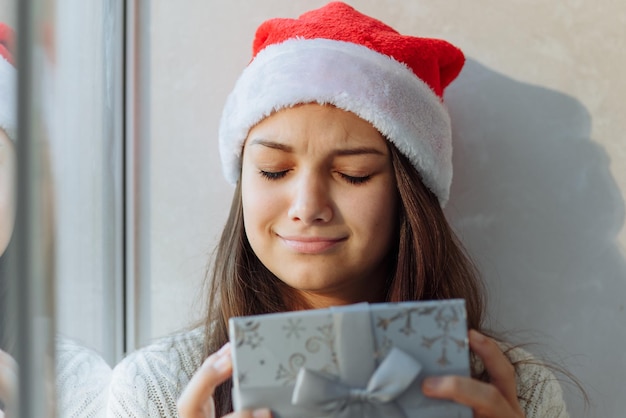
[339,173,372,185]
[259,169,289,180]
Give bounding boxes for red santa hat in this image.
[218,2,464,204]
[0,22,15,142]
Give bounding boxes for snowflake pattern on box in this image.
[375,304,466,367]
[421,305,466,366]
[283,318,306,339]
[276,322,338,385]
[234,320,264,349]
[275,353,307,384]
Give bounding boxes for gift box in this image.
[229,299,471,418]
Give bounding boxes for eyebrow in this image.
[248,139,293,152]
[248,138,386,156]
[334,147,386,157]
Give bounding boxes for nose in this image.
[287,170,333,224]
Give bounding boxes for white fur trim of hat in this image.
[0,23,16,142]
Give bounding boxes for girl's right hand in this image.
[177,343,272,418]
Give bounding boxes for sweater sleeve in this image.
[505,346,570,418]
[55,336,112,418]
[106,327,205,418]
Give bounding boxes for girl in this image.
[108,3,569,417]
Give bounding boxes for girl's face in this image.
[241,104,398,308]
[0,129,15,256]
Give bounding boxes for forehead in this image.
[245,104,388,151]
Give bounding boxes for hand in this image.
[0,349,18,417]
[422,329,525,418]
[177,343,272,418]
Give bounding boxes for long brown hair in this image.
[203,143,486,415]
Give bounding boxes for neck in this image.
[283,282,387,311]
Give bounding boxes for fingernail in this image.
[217,342,231,356]
[212,354,232,372]
[470,329,486,343]
[253,408,272,418]
[423,376,443,391]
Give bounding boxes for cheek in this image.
[346,181,397,234]
[241,171,282,242]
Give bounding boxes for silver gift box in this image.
[229,299,472,418]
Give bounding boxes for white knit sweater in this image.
[55,337,113,418]
[105,327,570,418]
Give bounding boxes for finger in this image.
[468,330,519,408]
[422,375,516,417]
[221,408,272,418]
[177,343,232,417]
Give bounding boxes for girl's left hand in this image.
[422,329,525,418]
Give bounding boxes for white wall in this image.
[0,0,13,25]
[149,1,626,417]
[47,1,125,365]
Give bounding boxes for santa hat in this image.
[0,22,16,142]
[219,2,464,204]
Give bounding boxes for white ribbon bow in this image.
[291,347,422,418]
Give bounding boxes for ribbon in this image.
[291,347,422,418]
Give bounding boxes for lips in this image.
[278,235,346,254]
